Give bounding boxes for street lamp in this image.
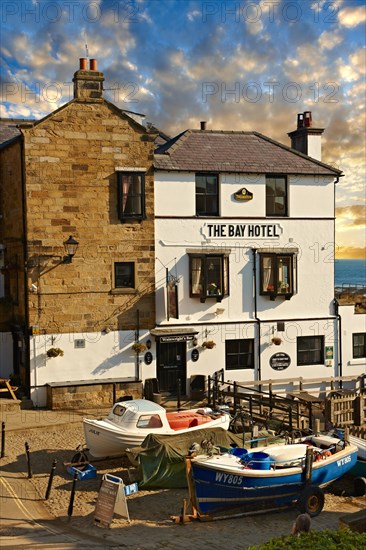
[63,236,79,263]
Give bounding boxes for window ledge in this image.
[347,359,366,366]
[110,288,138,295]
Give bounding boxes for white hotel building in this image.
[152,112,365,395]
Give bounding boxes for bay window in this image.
[259,251,297,300]
[189,253,229,302]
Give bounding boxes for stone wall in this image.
[0,140,26,330]
[22,100,156,334]
[46,379,143,410]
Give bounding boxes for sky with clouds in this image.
[1,0,365,258]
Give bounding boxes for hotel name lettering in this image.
[205,223,282,239]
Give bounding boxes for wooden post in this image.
[315,419,320,435]
[185,457,199,518]
[304,446,313,483]
[1,422,5,458]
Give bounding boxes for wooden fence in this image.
[208,370,366,429]
[325,392,366,427]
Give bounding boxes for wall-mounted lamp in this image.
[146,339,152,349]
[192,337,198,347]
[63,235,79,263]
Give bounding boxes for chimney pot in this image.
[89,58,97,71]
[297,113,304,129]
[200,121,207,131]
[79,58,87,70]
[304,111,312,127]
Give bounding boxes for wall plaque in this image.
[269,352,291,371]
[191,349,199,362]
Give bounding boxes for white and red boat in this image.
[83,399,231,457]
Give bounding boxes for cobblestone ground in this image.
[1,424,364,550]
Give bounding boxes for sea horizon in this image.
[335,258,366,287]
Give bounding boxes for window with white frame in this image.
[189,253,229,302]
[226,339,254,370]
[117,172,145,221]
[259,252,297,299]
[297,336,324,366]
[353,333,366,359]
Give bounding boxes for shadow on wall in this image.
[91,352,126,376]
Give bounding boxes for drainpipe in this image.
[334,299,343,389]
[333,175,341,389]
[20,133,31,397]
[252,249,261,384]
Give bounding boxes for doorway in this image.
[157,341,186,395]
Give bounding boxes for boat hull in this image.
[190,445,358,515]
[84,413,231,457]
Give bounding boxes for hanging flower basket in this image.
[202,340,216,349]
[132,342,147,354]
[271,337,282,346]
[47,347,64,358]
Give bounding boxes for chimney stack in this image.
[200,121,207,131]
[73,58,104,100]
[288,111,324,161]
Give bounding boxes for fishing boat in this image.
[187,435,358,518]
[83,399,231,457]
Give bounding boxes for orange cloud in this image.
[336,246,366,259]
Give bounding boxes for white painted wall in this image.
[29,329,154,407]
[153,168,365,390]
[339,304,366,377]
[154,173,335,219]
[155,217,335,324]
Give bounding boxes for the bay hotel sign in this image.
[204,223,282,239]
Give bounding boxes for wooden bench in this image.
[0,378,18,400]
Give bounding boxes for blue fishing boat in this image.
[187,436,358,517]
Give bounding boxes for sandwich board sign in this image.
[94,474,130,527]
[94,474,138,527]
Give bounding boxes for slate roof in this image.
[0,118,34,148]
[154,130,342,176]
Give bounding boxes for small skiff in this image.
[83,399,231,457]
[188,435,358,517]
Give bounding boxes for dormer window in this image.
[189,252,229,302]
[259,251,297,300]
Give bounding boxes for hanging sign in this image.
[167,282,179,320]
[269,352,291,371]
